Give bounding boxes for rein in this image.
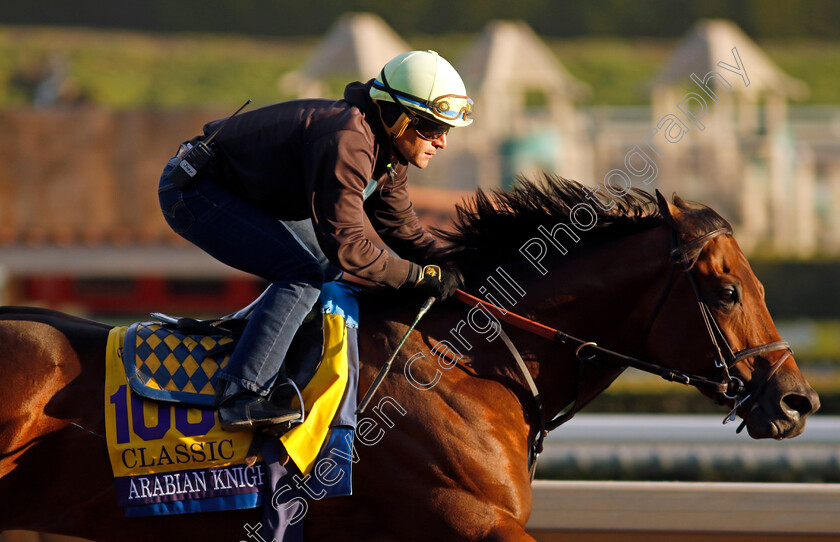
[454,226,793,475]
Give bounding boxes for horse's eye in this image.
[719,286,737,302]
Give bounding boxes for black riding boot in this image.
[216,380,300,431]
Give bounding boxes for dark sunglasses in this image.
[411,115,450,141]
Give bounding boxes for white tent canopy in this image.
[458,20,590,103]
[654,19,808,99]
[449,20,592,188]
[280,12,411,97]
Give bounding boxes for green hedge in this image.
[4,27,840,108]
[5,1,840,39]
[752,261,840,319]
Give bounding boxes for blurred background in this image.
[1,0,839,489]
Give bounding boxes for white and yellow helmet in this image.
[370,50,473,133]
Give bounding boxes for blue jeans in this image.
[158,157,340,396]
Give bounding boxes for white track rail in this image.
[528,480,840,535]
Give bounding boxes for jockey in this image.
[158,50,472,431]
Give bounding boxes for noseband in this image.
[456,225,792,476]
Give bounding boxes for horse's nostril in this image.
[782,393,813,417]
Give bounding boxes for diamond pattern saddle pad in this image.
[123,322,236,407]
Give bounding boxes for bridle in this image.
[673,229,792,425]
[455,225,792,478]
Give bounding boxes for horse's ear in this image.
[672,193,691,210]
[655,189,682,230]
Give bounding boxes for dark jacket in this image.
[203,81,440,288]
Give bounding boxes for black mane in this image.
[434,175,663,271]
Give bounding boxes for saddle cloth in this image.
[104,282,360,517]
[122,322,235,407]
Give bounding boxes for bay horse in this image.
[0,178,819,541]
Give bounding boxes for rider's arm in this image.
[306,129,419,289]
[364,169,443,265]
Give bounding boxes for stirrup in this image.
[218,397,301,431]
[270,378,306,425]
[255,379,307,437]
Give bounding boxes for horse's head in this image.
[439,177,818,441]
[650,191,819,439]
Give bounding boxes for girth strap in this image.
[496,328,541,408]
[496,327,545,481]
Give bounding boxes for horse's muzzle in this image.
[745,374,820,440]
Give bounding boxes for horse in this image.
[0,177,820,541]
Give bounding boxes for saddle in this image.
[123,309,325,409]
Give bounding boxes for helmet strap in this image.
[373,98,413,139]
[372,100,409,164]
[392,113,411,138]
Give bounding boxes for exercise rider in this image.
[158,50,473,431]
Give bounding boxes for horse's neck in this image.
[530,225,670,341]
[356,226,671,433]
[491,225,673,418]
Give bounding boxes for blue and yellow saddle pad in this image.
[104,282,360,517]
[122,321,235,407]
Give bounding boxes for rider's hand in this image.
[414,265,463,300]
